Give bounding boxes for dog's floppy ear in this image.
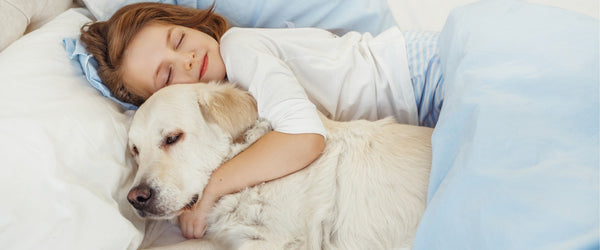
[196,82,258,140]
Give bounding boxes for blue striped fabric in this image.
[403,31,444,127]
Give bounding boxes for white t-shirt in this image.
[220,26,417,137]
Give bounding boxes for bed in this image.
[0,0,597,249]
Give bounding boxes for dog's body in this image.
[128,83,432,250]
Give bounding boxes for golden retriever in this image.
[127,82,432,250]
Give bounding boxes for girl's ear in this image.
[196,82,258,140]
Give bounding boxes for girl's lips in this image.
[199,54,208,80]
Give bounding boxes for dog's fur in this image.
[127,82,432,250]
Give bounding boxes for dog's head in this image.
[126,82,257,219]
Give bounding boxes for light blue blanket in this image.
[414,1,599,249]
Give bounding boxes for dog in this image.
[127,82,432,250]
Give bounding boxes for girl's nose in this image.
[183,51,196,71]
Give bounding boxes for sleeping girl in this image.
[79,2,443,239]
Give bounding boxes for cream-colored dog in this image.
[127,82,432,250]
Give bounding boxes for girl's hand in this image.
[178,195,215,239]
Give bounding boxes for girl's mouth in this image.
[199,54,208,80]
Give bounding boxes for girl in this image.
[80,2,443,239]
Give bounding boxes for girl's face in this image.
[122,22,226,99]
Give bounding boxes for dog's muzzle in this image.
[127,183,157,217]
[127,184,200,217]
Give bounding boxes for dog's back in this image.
[319,116,432,249]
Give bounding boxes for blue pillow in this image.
[63,38,138,110]
[413,0,599,249]
[96,0,396,36]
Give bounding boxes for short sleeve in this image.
[220,28,327,137]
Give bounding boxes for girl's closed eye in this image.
[176,32,185,49]
[164,31,184,86]
[165,66,172,86]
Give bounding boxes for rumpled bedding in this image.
[0,9,145,250]
[413,0,599,249]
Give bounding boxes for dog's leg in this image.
[142,239,223,250]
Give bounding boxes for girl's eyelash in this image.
[164,31,184,86]
[165,66,172,85]
[176,33,185,49]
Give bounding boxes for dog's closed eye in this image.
[163,131,184,147]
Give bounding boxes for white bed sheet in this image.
[0,8,144,250]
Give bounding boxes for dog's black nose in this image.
[127,184,153,210]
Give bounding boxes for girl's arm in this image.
[180,28,328,238]
[179,130,324,239]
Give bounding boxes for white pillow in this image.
[0,0,73,51]
[0,8,144,250]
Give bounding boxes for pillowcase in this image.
[0,8,144,250]
[0,0,72,51]
[64,38,139,110]
[81,0,396,35]
[413,0,599,249]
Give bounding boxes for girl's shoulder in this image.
[221,27,339,45]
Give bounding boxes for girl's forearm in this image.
[201,131,325,203]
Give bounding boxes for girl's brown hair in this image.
[80,2,229,106]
